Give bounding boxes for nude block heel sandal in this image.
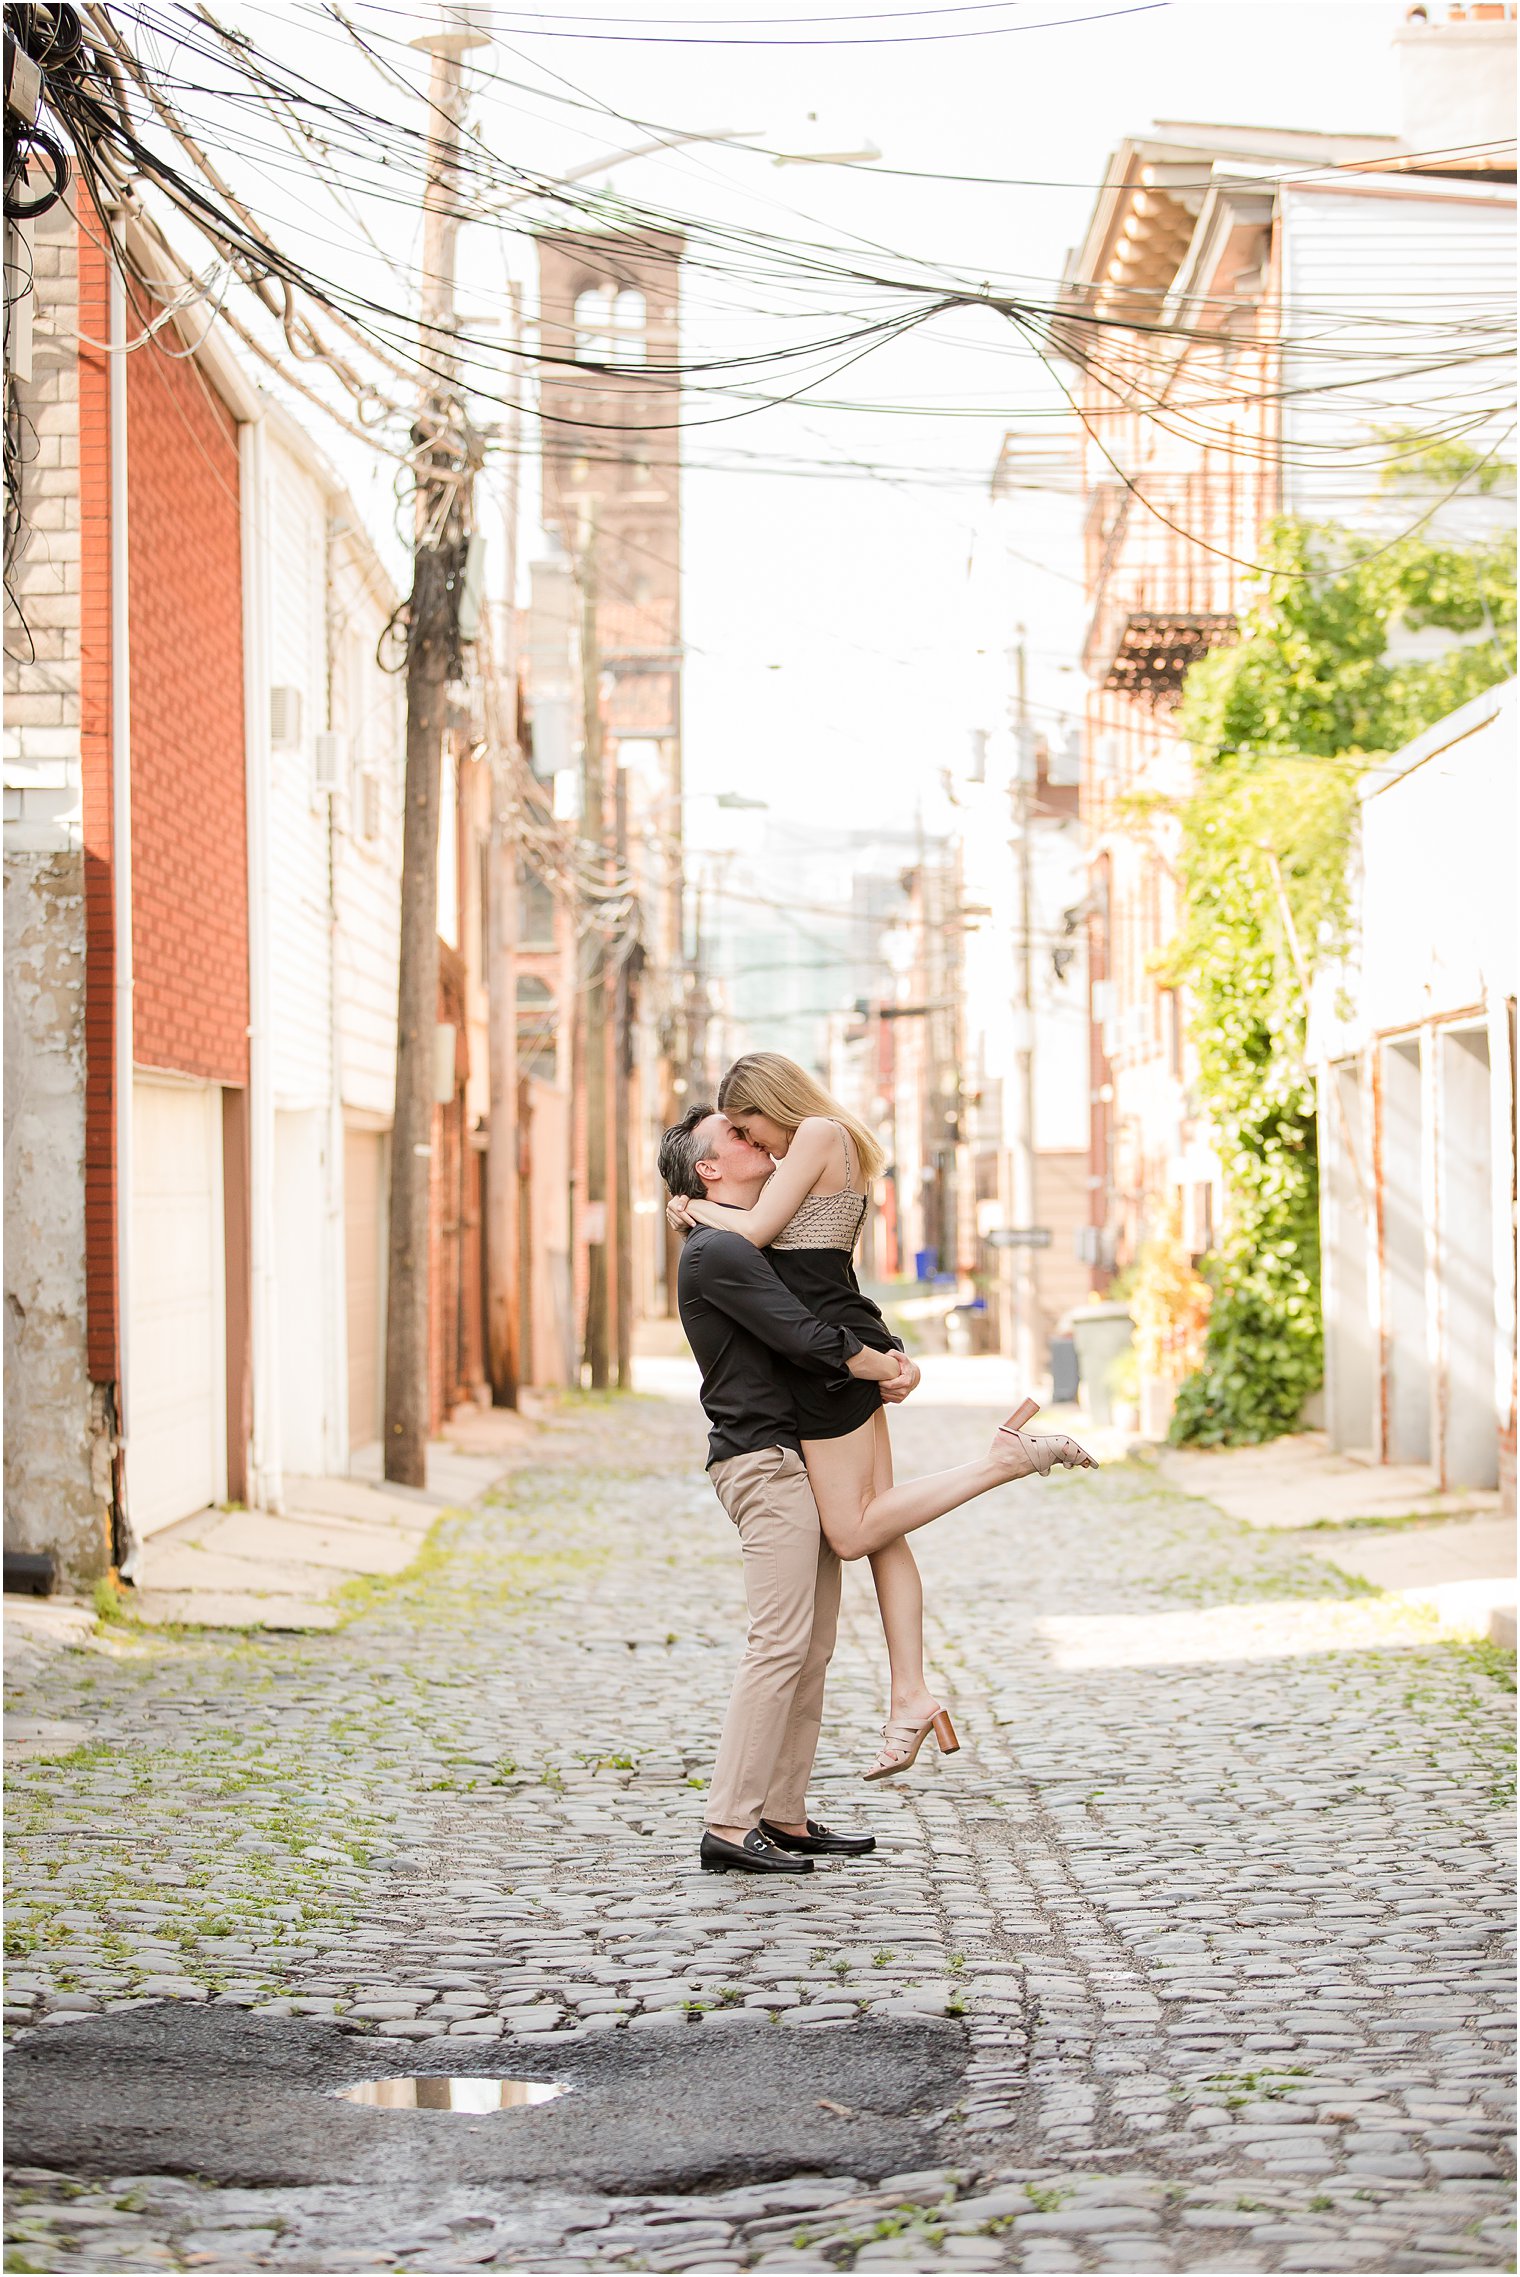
[864,1704,961,1781]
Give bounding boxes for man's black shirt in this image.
[677,1222,865,1467]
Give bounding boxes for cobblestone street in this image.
[4,1375,1515,2275]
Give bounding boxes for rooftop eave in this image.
[1161,180,1278,323]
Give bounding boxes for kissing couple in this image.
[658,1050,1094,1878]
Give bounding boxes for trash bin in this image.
[913,1247,939,1283]
[1048,1333,1079,1406]
[1070,1302,1134,1426]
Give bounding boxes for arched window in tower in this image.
[516,976,558,1084]
[573,284,646,366]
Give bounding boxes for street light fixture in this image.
[769,112,882,169]
[664,789,768,814]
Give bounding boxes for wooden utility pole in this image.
[485,286,523,1408]
[614,764,635,1388]
[383,17,478,1485]
[687,864,713,1098]
[578,504,612,1388]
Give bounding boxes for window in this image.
[1195,1179,1215,1258]
[1161,986,1183,1078]
[516,976,558,1083]
[516,861,556,950]
[573,284,646,366]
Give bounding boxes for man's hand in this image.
[879,1353,920,1405]
[666,1195,696,1232]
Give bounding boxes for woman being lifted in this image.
[668,1051,1094,1779]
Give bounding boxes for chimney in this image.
[1393,4,1517,165]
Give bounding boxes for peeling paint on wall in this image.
[3,851,113,1579]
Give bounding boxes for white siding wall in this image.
[265,436,333,1111]
[1310,683,1517,1483]
[274,1106,331,1476]
[1281,181,1516,535]
[1312,684,1517,1054]
[257,427,402,1482]
[331,541,404,1121]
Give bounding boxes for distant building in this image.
[533,226,686,1352]
[965,432,1094,1367]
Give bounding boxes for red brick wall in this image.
[79,218,117,1380]
[125,282,248,1084]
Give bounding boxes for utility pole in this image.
[687,868,709,1096]
[383,9,482,1485]
[614,762,635,1388]
[578,502,612,1389]
[1009,625,1041,1395]
[485,284,523,1408]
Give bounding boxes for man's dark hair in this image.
[658,1102,718,1202]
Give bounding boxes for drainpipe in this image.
[240,413,282,1511]
[108,239,136,1573]
[324,508,348,1477]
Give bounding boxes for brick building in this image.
[528,225,686,1367]
[4,201,450,1578]
[1063,40,1515,1355]
[6,205,257,1569]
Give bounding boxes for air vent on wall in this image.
[269,685,303,748]
[312,730,346,794]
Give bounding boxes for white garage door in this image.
[344,1124,386,1455]
[129,1076,226,1537]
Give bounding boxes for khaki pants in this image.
[705,1444,841,1832]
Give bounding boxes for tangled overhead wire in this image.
[5,6,83,602]
[4,0,1513,616]
[5,7,77,222]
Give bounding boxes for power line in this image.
[33,3,1515,593]
[335,0,1168,48]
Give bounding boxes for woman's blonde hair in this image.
[717,1052,886,1183]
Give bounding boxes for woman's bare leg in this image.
[803,1411,1082,1563]
[861,1413,939,1721]
[803,1417,932,1716]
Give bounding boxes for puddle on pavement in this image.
[334,2076,570,2113]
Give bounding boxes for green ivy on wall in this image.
[1164,501,1515,1446]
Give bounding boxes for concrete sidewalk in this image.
[3,1406,551,1689]
[1158,1431,1514,1643]
[127,1478,438,1632]
[127,1404,547,1630]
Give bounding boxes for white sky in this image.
[184,0,1410,879]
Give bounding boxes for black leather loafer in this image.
[759,1817,876,1857]
[700,1828,814,1875]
